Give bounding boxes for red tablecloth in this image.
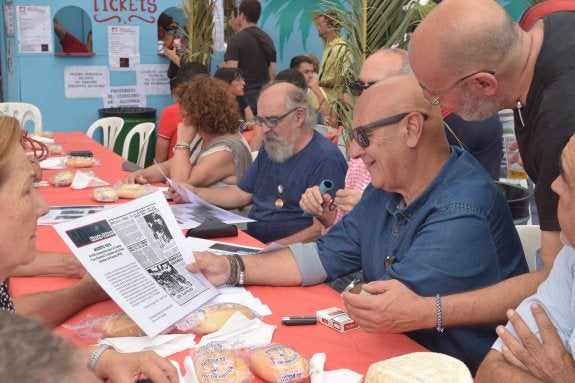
[11,132,426,380]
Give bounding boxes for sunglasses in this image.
[349,80,375,97]
[352,112,429,148]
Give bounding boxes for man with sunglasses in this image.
[187,75,527,373]
[186,81,347,244]
[408,0,575,343]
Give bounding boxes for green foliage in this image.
[180,0,217,68]
[319,0,436,142]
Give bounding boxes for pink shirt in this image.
[323,157,371,233]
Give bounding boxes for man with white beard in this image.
[184,81,347,244]
[477,134,575,381]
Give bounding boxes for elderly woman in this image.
[0,116,178,383]
[126,75,253,186]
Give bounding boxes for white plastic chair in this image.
[86,117,125,150]
[121,122,156,167]
[0,102,43,132]
[516,224,541,272]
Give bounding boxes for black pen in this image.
[281,316,317,326]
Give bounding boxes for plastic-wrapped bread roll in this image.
[117,183,152,199]
[97,313,145,338]
[176,303,256,335]
[194,346,253,383]
[365,352,473,383]
[65,156,94,168]
[92,186,119,202]
[249,344,309,383]
[50,171,74,187]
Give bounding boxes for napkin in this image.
[39,156,66,169]
[197,311,276,347]
[101,333,196,358]
[310,352,363,383]
[70,170,109,189]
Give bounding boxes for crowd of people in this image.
[5,0,575,381]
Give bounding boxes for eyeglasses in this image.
[253,107,300,129]
[422,70,495,105]
[349,80,375,97]
[352,112,429,148]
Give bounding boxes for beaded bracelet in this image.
[435,294,444,333]
[88,344,111,371]
[235,255,245,287]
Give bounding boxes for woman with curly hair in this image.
[125,75,252,187]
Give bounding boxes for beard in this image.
[457,88,504,121]
[264,131,294,163]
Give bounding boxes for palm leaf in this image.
[180,0,217,67]
[319,0,435,146]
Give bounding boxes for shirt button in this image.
[393,226,400,233]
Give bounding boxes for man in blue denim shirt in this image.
[188,74,528,374]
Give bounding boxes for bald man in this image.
[477,135,575,381]
[409,0,574,274]
[187,75,527,373]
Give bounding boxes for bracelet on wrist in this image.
[435,294,444,333]
[225,255,245,286]
[173,143,191,152]
[88,344,111,371]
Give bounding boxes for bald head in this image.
[359,48,411,84]
[355,74,442,129]
[409,0,519,82]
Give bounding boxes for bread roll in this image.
[365,352,473,383]
[249,344,309,383]
[50,171,74,187]
[177,303,255,334]
[66,157,94,168]
[117,183,150,199]
[92,186,119,202]
[194,349,253,383]
[97,313,145,338]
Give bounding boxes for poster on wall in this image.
[103,85,146,108]
[212,0,225,52]
[108,26,140,70]
[65,67,110,99]
[16,6,52,53]
[136,64,170,96]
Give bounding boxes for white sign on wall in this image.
[108,26,140,70]
[16,5,52,53]
[136,64,171,96]
[65,66,110,98]
[103,85,146,108]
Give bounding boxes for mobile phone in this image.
[68,150,93,157]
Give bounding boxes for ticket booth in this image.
[0,0,330,132]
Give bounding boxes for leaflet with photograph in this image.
[168,180,255,229]
[54,191,219,337]
[38,205,115,225]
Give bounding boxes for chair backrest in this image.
[86,117,125,150]
[121,122,156,167]
[515,224,541,272]
[0,102,43,132]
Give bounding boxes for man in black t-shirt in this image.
[222,0,276,115]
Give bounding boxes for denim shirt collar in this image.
[385,146,461,219]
